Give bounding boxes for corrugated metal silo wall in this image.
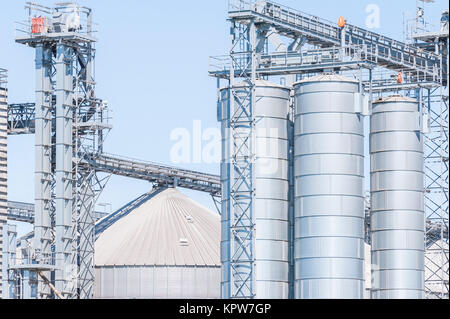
[370,97,425,299]
[219,81,291,299]
[0,87,7,298]
[293,78,365,299]
[94,266,221,299]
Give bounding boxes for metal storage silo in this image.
[370,95,425,299]
[293,74,365,299]
[94,188,221,299]
[219,80,290,299]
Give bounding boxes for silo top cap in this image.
[293,74,358,86]
[372,95,417,104]
[220,79,289,91]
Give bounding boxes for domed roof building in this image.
[94,188,221,299]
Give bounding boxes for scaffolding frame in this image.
[225,20,258,299]
[14,3,111,299]
[211,0,449,299]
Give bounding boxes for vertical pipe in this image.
[0,78,7,298]
[248,18,257,299]
[1,224,9,298]
[370,95,425,299]
[23,270,31,299]
[34,44,53,299]
[55,43,74,297]
[288,93,295,299]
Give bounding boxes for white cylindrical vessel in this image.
[219,80,290,299]
[293,74,365,299]
[370,95,425,299]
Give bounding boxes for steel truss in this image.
[13,3,111,299]
[421,85,449,299]
[221,19,258,299]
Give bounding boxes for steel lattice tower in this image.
[225,19,258,299]
[15,3,111,299]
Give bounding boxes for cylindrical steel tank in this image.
[293,74,365,299]
[219,80,290,299]
[370,95,425,299]
[94,188,221,299]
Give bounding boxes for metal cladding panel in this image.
[295,279,364,299]
[94,266,221,299]
[296,216,364,238]
[371,191,423,211]
[370,132,423,153]
[255,199,289,220]
[256,281,289,299]
[371,289,424,299]
[371,211,424,231]
[370,96,425,299]
[295,237,365,258]
[219,81,290,298]
[295,154,364,176]
[255,239,289,260]
[293,76,365,299]
[295,134,364,155]
[371,151,423,172]
[295,175,364,196]
[295,258,364,279]
[295,196,364,218]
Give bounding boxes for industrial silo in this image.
[370,95,425,299]
[219,80,290,299]
[293,74,365,299]
[94,188,221,299]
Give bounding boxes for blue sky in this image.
[1,0,447,235]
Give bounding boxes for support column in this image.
[55,43,75,297]
[78,174,95,299]
[0,78,7,298]
[34,44,53,299]
[227,20,257,299]
[2,224,16,299]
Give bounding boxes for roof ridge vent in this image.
[179,238,189,246]
[186,215,194,223]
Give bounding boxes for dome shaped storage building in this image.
[94,188,221,299]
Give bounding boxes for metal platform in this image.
[225,0,445,83]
